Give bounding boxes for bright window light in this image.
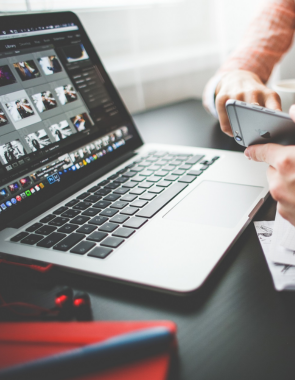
[2,0,184,12]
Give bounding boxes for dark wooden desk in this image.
[2,99,295,380]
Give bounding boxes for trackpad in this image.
[164,181,263,228]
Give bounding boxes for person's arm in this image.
[203,0,295,135]
[244,105,295,226]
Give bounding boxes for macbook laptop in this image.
[0,12,269,294]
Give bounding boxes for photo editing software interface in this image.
[0,22,134,216]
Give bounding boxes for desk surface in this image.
[2,99,295,380]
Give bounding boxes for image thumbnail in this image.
[25,129,51,152]
[38,55,62,75]
[70,113,92,132]
[0,65,17,87]
[32,91,57,113]
[6,99,34,122]
[49,120,74,141]
[0,110,8,127]
[8,182,20,193]
[0,140,26,164]
[13,61,40,81]
[55,84,77,105]
[63,44,89,63]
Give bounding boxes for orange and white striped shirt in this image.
[203,0,295,117]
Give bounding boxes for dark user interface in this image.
[0,21,134,216]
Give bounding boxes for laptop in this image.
[0,12,269,294]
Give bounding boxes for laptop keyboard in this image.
[10,151,219,259]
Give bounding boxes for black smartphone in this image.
[226,99,295,147]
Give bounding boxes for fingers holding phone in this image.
[215,70,282,136]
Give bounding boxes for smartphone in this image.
[226,99,295,147]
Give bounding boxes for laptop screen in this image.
[0,12,142,229]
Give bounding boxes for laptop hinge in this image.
[9,150,137,229]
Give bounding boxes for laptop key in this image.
[101,237,124,248]
[93,200,111,209]
[89,216,108,225]
[97,180,109,186]
[111,201,128,209]
[49,217,69,227]
[130,200,148,208]
[186,155,204,165]
[107,174,119,180]
[120,194,137,202]
[157,181,172,188]
[40,214,55,223]
[122,181,137,189]
[172,170,185,176]
[71,216,90,225]
[65,199,79,207]
[77,192,90,200]
[123,218,148,229]
[86,231,108,242]
[95,188,111,196]
[58,224,79,233]
[21,234,44,245]
[122,171,136,178]
[138,182,153,189]
[187,170,202,176]
[82,208,100,217]
[154,171,168,177]
[61,209,80,218]
[130,188,145,195]
[100,208,118,217]
[165,175,178,181]
[137,182,187,218]
[88,185,100,193]
[53,206,68,215]
[139,193,156,201]
[70,241,96,255]
[148,186,164,194]
[76,224,97,234]
[139,170,153,176]
[178,165,192,170]
[104,194,121,201]
[35,225,57,235]
[162,165,175,171]
[121,207,139,216]
[54,233,85,251]
[116,168,128,175]
[105,182,120,190]
[88,247,112,259]
[110,214,129,224]
[113,228,135,238]
[11,232,29,242]
[178,175,197,183]
[147,176,160,183]
[84,195,102,203]
[73,202,92,210]
[37,232,66,248]
[26,223,43,232]
[113,187,129,195]
[113,177,129,184]
[99,222,119,233]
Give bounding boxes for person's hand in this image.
[215,70,282,136]
[244,105,295,225]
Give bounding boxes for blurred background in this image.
[3,0,295,113]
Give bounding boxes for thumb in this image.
[289,104,295,122]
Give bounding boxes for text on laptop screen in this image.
[0,17,141,224]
